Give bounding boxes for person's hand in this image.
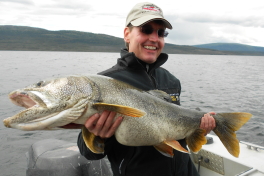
[84,110,123,138]
[200,112,216,135]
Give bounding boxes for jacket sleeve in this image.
[77,131,106,160]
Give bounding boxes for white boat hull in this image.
[190,134,264,176]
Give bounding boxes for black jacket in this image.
[77,49,199,176]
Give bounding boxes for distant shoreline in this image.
[0,50,264,56]
[1,25,264,56]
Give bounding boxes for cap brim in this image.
[130,15,172,29]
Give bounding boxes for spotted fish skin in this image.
[3,75,252,157]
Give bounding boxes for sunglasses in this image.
[140,25,169,38]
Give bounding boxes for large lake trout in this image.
[3,75,251,157]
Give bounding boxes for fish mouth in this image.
[4,90,50,129]
[4,91,81,130]
[9,91,40,109]
[3,90,70,131]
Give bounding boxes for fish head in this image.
[3,75,97,130]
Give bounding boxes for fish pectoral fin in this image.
[93,103,146,117]
[186,129,207,153]
[164,140,189,154]
[154,143,174,157]
[82,127,104,154]
[154,140,189,157]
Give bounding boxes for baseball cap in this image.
[125,2,172,29]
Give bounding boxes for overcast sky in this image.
[1,0,264,47]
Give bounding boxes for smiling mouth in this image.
[144,46,157,50]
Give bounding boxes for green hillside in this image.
[0,25,124,52]
[1,25,263,55]
[193,43,264,54]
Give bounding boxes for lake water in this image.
[0,51,263,176]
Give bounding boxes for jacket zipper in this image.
[119,159,124,175]
[149,73,157,88]
[145,65,157,88]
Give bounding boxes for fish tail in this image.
[213,112,252,157]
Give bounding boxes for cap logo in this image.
[142,5,160,13]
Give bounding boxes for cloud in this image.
[210,25,264,45]
[164,10,264,46]
[40,0,92,12]
[179,13,264,28]
[0,0,264,47]
[0,0,34,5]
[165,21,215,45]
[166,9,264,28]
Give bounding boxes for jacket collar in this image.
[119,48,168,73]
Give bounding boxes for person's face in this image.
[124,21,166,64]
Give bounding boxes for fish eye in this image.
[36,81,44,87]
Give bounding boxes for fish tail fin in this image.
[186,128,207,153]
[213,112,252,157]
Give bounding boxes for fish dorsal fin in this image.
[147,90,171,102]
[82,127,104,154]
[186,128,207,153]
[93,103,146,117]
[154,140,189,157]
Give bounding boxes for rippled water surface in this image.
[0,51,263,176]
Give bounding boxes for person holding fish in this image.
[78,2,216,176]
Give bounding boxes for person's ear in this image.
[124,27,130,43]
